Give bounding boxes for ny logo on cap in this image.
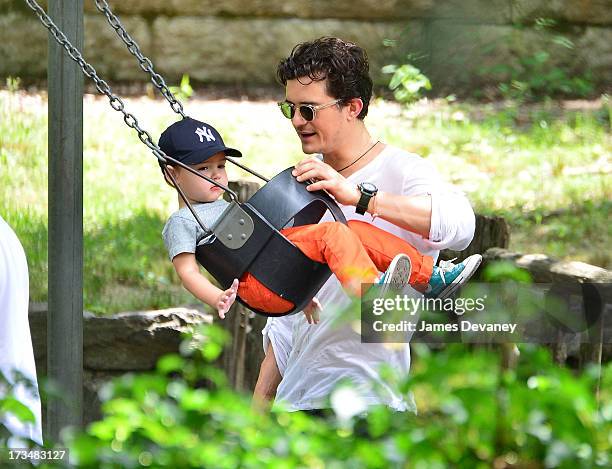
[195,126,216,143]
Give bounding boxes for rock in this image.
[81,0,510,22]
[426,23,518,89]
[82,0,429,21]
[512,0,612,26]
[29,305,213,374]
[0,12,47,78]
[483,247,523,263]
[83,369,125,425]
[0,0,29,13]
[413,0,511,23]
[576,27,612,83]
[550,260,612,282]
[426,20,610,90]
[38,368,126,429]
[484,248,612,284]
[151,16,419,85]
[3,2,609,89]
[501,25,611,84]
[483,248,612,365]
[0,11,151,82]
[84,308,212,370]
[83,15,152,81]
[31,305,213,427]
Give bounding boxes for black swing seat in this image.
[195,167,347,317]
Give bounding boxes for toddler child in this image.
[160,118,482,321]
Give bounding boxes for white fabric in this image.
[0,216,43,445]
[262,145,475,411]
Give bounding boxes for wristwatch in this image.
[356,182,378,215]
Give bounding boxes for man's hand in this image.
[292,156,360,206]
[217,278,239,319]
[303,296,322,324]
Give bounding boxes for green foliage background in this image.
[2,323,610,468]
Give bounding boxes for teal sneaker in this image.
[425,254,482,300]
[376,254,412,297]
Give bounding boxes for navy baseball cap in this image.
[158,117,242,165]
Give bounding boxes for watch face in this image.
[360,182,377,194]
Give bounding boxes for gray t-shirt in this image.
[162,199,230,260]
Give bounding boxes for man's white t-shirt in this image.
[262,145,475,411]
[0,216,43,444]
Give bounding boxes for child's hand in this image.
[304,297,321,324]
[217,279,239,319]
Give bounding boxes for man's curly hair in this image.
[276,37,373,120]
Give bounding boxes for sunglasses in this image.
[278,99,342,121]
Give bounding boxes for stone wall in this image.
[1,0,610,90]
[483,247,612,368]
[29,303,213,425]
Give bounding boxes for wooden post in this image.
[46,0,84,441]
[579,314,604,402]
[440,214,510,261]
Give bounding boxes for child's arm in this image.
[172,252,238,318]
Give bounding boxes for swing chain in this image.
[24,0,239,235]
[24,0,168,164]
[93,0,186,119]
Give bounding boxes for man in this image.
[0,215,43,444]
[253,37,476,412]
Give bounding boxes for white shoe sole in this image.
[379,254,412,297]
[436,254,483,301]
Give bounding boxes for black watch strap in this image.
[356,192,371,215]
[356,183,377,215]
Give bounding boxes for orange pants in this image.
[238,220,434,314]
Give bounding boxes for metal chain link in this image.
[23,0,169,163]
[22,0,230,233]
[93,0,186,118]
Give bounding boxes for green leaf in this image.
[157,354,185,374]
[0,397,35,423]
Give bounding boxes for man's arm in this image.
[360,191,432,238]
[292,156,433,237]
[292,155,474,249]
[252,342,282,411]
